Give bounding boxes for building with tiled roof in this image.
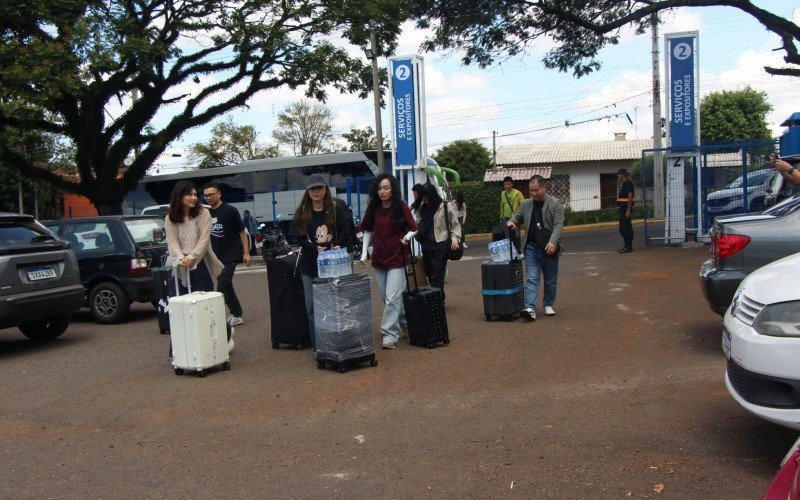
[487,133,653,211]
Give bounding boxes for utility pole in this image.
[492,131,497,168]
[651,14,665,218]
[369,22,385,173]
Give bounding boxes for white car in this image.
[723,251,800,430]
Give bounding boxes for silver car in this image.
[0,212,84,340]
[699,195,800,315]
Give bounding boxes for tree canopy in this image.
[412,1,800,77]
[189,117,279,169]
[0,0,406,212]
[700,87,773,144]
[432,139,491,182]
[341,125,390,152]
[272,100,335,156]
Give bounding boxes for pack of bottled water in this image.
[317,248,353,278]
[488,239,521,263]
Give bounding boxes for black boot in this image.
[618,241,633,253]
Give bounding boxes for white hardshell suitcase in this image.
[169,265,230,377]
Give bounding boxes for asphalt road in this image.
[1,227,795,498]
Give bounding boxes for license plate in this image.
[722,328,732,359]
[27,265,57,281]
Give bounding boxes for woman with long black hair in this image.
[414,183,461,300]
[287,174,351,350]
[359,174,417,349]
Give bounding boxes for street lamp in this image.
[365,22,384,173]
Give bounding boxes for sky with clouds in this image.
[151,1,800,173]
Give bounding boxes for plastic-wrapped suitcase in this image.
[402,252,450,349]
[481,259,524,321]
[266,253,311,349]
[313,274,377,373]
[169,266,230,377]
[152,266,175,334]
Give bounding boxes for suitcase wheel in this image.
[174,368,184,376]
[317,361,325,370]
[427,343,436,349]
[223,361,231,371]
[272,342,280,349]
[160,328,169,335]
[485,314,493,322]
[505,315,515,321]
[443,339,450,345]
[370,357,378,367]
[295,343,303,350]
[197,370,207,378]
[338,366,347,374]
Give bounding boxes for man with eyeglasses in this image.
[203,181,251,326]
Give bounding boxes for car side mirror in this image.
[153,228,166,242]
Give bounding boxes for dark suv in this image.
[44,216,168,323]
[0,212,84,340]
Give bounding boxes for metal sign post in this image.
[388,55,427,204]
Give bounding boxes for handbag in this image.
[531,202,561,257]
[443,202,464,261]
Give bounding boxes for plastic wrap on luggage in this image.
[313,274,374,363]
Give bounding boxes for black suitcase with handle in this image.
[402,251,449,349]
[482,228,524,321]
[152,266,175,334]
[266,253,311,349]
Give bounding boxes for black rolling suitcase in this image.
[152,266,175,334]
[402,250,449,349]
[266,253,311,349]
[483,229,524,321]
[313,274,377,373]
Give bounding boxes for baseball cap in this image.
[617,168,629,175]
[306,174,327,189]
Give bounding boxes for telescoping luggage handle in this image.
[172,260,192,296]
[400,241,420,292]
[505,225,516,261]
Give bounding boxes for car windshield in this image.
[0,219,55,247]
[125,218,166,245]
[726,169,772,188]
[763,195,800,217]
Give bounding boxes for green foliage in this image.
[432,139,491,182]
[190,117,279,169]
[563,204,649,226]
[457,181,503,233]
[272,100,335,156]
[700,87,773,143]
[0,0,408,209]
[341,126,390,151]
[412,2,800,78]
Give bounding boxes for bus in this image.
[124,151,454,225]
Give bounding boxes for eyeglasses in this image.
[203,192,219,198]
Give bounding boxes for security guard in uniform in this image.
[617,168,634,253]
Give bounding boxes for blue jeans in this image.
[301,274,316,349]
[523,243,559,312]
[374,267,407,344]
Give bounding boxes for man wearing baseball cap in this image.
[616,168,635,253]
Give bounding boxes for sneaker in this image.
[229,316,244,326]
[521,308,536,321]
[228,327,235,353]
[544,305,556,316]
[381,341,397,349]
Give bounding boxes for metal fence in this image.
[642,139,781,247]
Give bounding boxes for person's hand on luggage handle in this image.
[179,255,194,267]
[506,220,516,231]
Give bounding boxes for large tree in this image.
[700,87,773,144]
[432,139,491,182]
[412,1,800,77]
[341,125,390,152]
[272,100,334,156]
[189,117,279,169]
[0,0,405,213]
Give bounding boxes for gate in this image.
[642,139,780,247]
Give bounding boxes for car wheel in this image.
[18,313,71,341]
[89,282,130,324]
